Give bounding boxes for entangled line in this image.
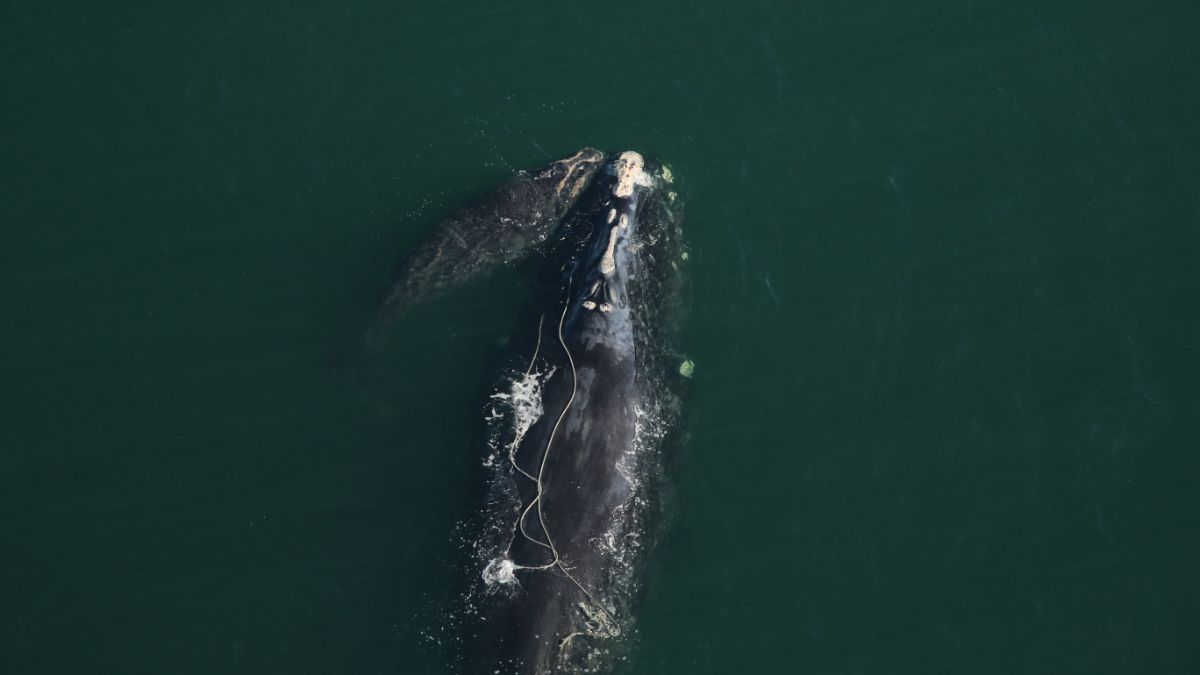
[506,277,619,644]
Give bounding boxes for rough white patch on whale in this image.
[599,225,620,275]
[607,208,617,224]
[612,151,650,198]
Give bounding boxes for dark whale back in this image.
[466,152,686,674]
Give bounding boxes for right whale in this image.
[376,149,688,673]
[367,148,604,352]
[469,151,687,673]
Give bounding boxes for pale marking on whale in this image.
[599,225,621,276]
[612,151,650,198]
[549,148,602,201]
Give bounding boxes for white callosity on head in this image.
[548,148,604,201]
[612,151,650,198]
[590,151,654,306]
[599,225,621,276]
[598,207,636,278]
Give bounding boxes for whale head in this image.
[570,151,653,319]
[530,147,607,218]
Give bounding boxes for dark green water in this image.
[4,2,1199,673]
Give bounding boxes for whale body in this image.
[377,149,687,674]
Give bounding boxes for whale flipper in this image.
[368,148,605,351]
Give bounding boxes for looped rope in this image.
[504,279,620,648]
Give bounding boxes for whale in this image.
[374,149,687,673]
[367,148,606,351]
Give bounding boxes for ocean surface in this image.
[4,2,1198,673]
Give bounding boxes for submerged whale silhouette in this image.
[376,149,688,673]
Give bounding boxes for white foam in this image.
[482,557,519,587]
[483,366,555,468]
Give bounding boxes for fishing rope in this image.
[505,313,553,551]
[507,313,544,485]
[506,282,575,569]
[504,276,620,650]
